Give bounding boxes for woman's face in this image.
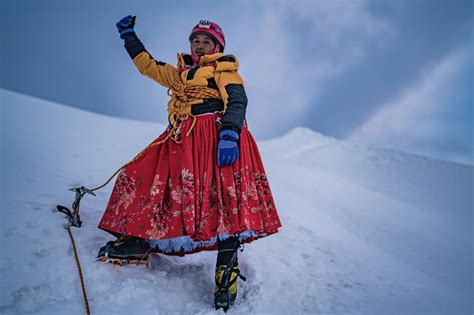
[191,34,216,58]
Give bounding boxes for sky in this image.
[1,0,473,165]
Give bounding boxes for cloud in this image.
[349,45,472,164]
[289,0,393,45]
[233,0,393,138]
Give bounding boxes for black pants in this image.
[216,236,240,267]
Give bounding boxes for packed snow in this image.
[1,88,472,314]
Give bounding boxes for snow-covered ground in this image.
[1,88,472,314]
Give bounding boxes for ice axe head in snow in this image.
[57,186,96,228]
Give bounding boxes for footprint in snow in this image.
[26,220,39,229]
[3,227,18,237]
[239,281,262,306]
[296,225,314,236]
[0,258,11,272]
[31,251,47,259]
[301,253,311,260]
[37,193,56,197]
[41,228,52,235]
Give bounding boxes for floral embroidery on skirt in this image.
[98,113,281,255]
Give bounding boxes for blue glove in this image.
[217,130,240,167]
[116,15,136,39]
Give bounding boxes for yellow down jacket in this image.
[124,36,248,136]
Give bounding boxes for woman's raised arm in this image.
[116,15,180,88]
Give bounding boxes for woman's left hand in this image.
[217,130,240,167]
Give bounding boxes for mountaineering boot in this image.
[97,235,151,265]
[214,236,246,312]
[214,265,245,309]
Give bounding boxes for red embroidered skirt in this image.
[98,113,281,255]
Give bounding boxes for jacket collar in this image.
[177,52,224,68]
[176,53,240,73]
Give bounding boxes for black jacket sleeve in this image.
[220,83,248,134]
[122,33,146,60]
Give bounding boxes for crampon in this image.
[96,256,151,267]
[97,236,152,267]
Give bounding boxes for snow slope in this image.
[1,88,472,314]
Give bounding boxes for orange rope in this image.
[91,81,222,192]
[66,225,91,315]
[90,132,171,192]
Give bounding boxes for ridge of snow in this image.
[278,126,337,144]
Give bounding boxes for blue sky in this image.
[2,0,472,164]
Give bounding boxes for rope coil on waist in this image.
[166,77,222,144]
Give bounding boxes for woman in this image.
[97,16,281,311]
